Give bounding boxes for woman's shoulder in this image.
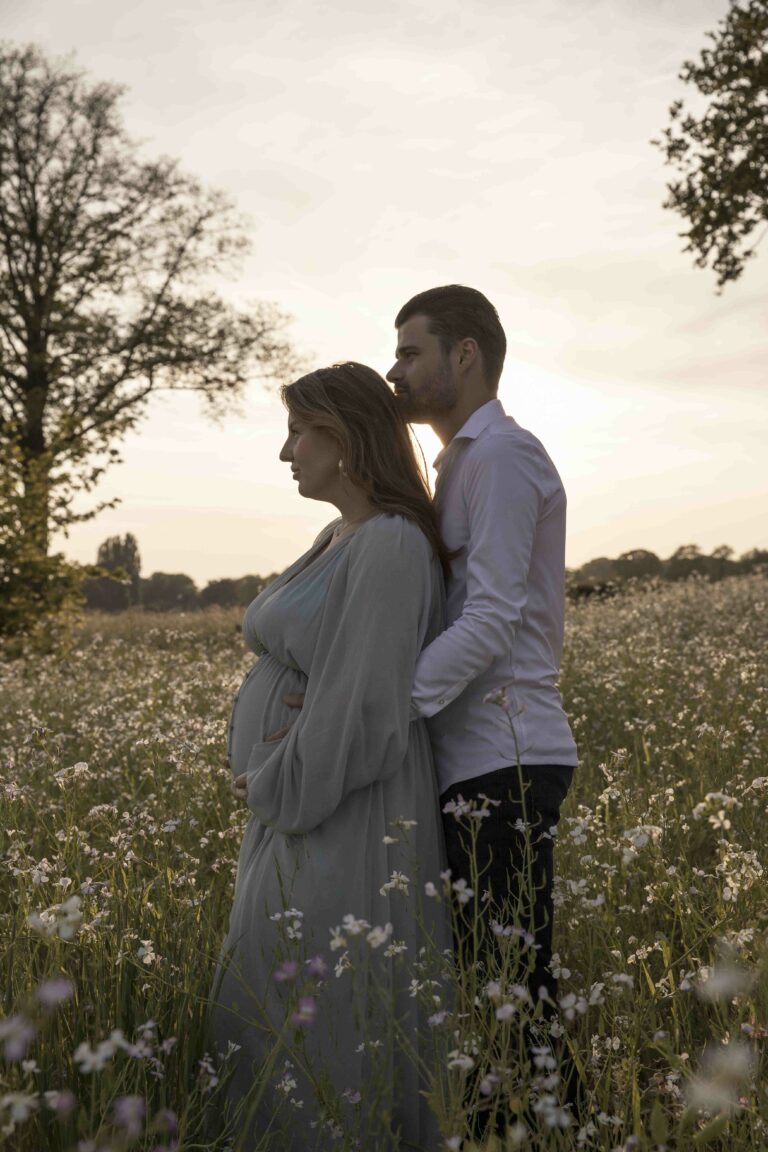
[356,512,431,557]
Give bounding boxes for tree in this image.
[96,533,141,603]
[614,549,662,580]
[140,572,198,612]
[656,0,768,288]
[200,578,240,608]
[0,43,299,634]
[80,532,141,611]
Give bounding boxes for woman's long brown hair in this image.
[281,362,454,577]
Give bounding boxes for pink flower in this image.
[290,997,317,1028]
[35,977,74,1008]
[274,960,300,983]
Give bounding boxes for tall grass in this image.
[1,577,766,1149]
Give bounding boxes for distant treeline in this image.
[567,545,768,599]
[81,536,768,613]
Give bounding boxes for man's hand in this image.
[231,772,248,803]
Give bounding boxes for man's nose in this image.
[385,364,400,383]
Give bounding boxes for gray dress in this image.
[211,513,450,1152]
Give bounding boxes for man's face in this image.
[386,314,458,423]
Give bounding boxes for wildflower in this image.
[0,1015,36,1061]
[445,1138,462,1151]
[383,939,407,957]
[696,963,754,1002]
[451,878,474,905]
[428,1010,449,1027]
[274,960,300,983]
[392,817,418,830]
[35,977,74,1008]
[379,871,409,895]
[442,796,471,819]
[483,687,510,710]
[329,926,347,951]
[688,1042,754,1112]
[341,914,370,936]
[291,997,317,1029]
[113,1095,146,1139]
[0,1091,39,1126]
[342,1088,361,1104]
[334,952,351,978]
[54,761,91,785]
[496,1003,516,1021]
[28,894,83,941]
[137,941,158,965]
[197,1053,219,1092]
[366,923,393,949]
[276,1061,297,1095]
[74,1031,126,1073]
[306,956,328,979]
[42,1089,76,1116]
[447,1050,475,1072]
[424,881,438,898]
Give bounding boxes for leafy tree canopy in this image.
[656,0,768,287]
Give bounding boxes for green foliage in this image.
[656,0,768,287]
[0,443,83,653]
[0,42,301,637]
[139,571,199,612]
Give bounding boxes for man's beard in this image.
[394,370,457,422]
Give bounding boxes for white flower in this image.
[137,941,157,965]
[495,1003,516,1021]
[366,923,393,949]
[451,878,474,905]
[696,964,754,1002]
[688,1042,754,1112]
[74,1030,126,1073]
[0,1092,39,1123]
[341,914,370,936]
[379,871,409,895]
[28,895,83,941]
[447,1050,475,1072]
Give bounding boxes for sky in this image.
[3,0,767,582]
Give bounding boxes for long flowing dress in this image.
[210,513,450,1152]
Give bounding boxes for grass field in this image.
[1,574,767,1150]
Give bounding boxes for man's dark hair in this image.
[395,285,507,389]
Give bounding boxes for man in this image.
[386,284,578,1016]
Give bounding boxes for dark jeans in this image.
[440,763,574,1008]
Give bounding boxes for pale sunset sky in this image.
[4,0,767,583]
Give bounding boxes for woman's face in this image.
[279,414,341,502]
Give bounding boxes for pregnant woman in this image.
[210,363,451,1151]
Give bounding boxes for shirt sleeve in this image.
[245,516,440,834]
[411,434,545,719]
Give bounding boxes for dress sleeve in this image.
[245,515,439,834]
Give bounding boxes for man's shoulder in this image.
[466,418,556,471]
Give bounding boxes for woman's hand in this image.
[231,697,305,803]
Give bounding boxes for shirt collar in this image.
[433,398,506,469]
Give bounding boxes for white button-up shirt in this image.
[411,399,578,794]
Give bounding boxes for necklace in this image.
[331,511,373,543]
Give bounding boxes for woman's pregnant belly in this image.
[227,653,308,777]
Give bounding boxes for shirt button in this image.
[438,697,446,705]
